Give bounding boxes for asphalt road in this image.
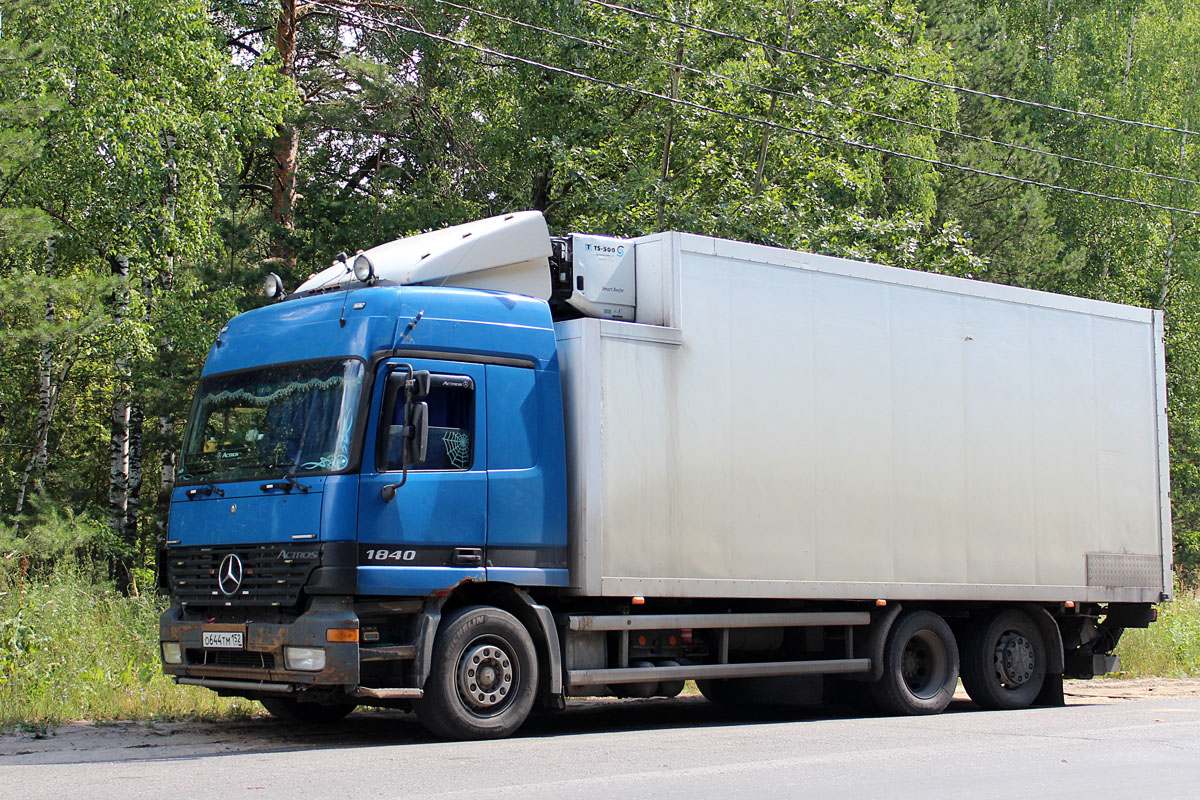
[3,695,1199,800]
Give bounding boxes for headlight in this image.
[162,642,183,665]
[263,272,286,299]
[353,253,375,283]
[284,646,327,672]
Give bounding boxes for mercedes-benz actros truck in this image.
[159,211,1170,739]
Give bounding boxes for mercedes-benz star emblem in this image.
[217,553,244,596]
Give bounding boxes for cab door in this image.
[357,358,487,596]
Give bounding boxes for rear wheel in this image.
[413,605,539,740]
[261,697,356,724]
[655,661,686,698]
[960,609,1046,710]
[870,610,959,715]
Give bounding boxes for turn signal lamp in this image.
[326,628,359,643]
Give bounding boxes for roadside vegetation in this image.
[0,522,260,729]
[1114,592,1200,678]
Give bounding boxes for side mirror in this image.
[410,370,431,400]
[377,371,407,468]
[405,402,429,465]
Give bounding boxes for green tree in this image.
[0,0,285,586]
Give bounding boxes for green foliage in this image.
[0,0,289,556]
[0,0,58,248]
[0,564,259,727]
[1117,592,1200,678]
[0,504,115,569]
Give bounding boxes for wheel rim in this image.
[993,630,1036,688]
[456,636,519,718]
[901,630,948,700]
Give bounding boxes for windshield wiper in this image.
[259,463,311,493]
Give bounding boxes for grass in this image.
[1114,591,1200,678]
[0,564,260,730]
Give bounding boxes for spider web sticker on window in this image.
[443,430,470,469]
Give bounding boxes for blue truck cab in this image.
[160,212,596,738]
[159,279,574,731]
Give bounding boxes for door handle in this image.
[453,547,483,567]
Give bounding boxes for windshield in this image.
[178,358,365,484]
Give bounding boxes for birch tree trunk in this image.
[126,398,144,573]
[108,253,133,592]
[156,133,178,553]
[125,275,152,571]
[13,239,58,530]
[1122,13,1137,99]
[1044,0,1058,70]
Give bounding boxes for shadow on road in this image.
[0,696,998,767]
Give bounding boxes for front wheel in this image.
[870,610,959,716]
[414,605,539,740]
[960,609,1046,710]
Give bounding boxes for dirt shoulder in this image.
[1059,676,1200,703]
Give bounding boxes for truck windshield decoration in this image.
[179,359,365,483]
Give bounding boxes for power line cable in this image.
[584,0,1200,139]
[315,2,1200,217]
[427,0,1200,188]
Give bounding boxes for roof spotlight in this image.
[263,272,286,299]
[353,252,375,283]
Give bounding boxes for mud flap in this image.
[1034,672,1065,707]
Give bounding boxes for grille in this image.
[167,544,320,607]
[187,649,276,669]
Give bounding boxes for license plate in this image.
[202,630,245,649]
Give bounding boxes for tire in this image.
[655,661,686,698]
[260,697,356,724]
[960,609,1047,710]
[413,605,539,740]
[870,610,959,715]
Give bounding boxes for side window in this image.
[383,375,474,471]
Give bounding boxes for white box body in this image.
[555,232,1171,604]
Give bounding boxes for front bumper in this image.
[159,596,360,693]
